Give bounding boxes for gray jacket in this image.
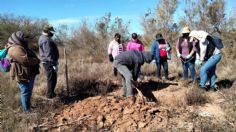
[38,34,59,65]
[114,50,153,80]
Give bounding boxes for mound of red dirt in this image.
[53,94,170,131]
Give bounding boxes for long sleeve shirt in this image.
[126,40,144,52]
[189,30,220,61]
[107,40,124,58]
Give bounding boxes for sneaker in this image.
[47,93,56,99]
[210,85,218,92]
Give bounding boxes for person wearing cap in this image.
[7,31,40,112]
[151,33,171,80]
[176,26,196,81]
[113,50,153,104]
[127,33,144,52]
[107,33,125,61]
[189,30,222,91]
[38,25,59,98]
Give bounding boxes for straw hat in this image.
[189,30,209,42]
[181,26,191,34]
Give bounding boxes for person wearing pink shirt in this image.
[127,33,144,52]
[126,33,144,81]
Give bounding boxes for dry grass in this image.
[185,86,210,106]
[220,86,236,130]
[1,42,236,131]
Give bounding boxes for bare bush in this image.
[0,14,49,49]
[185,87,209,106]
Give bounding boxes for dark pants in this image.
[156,58,168,79]
[43,63,57,98]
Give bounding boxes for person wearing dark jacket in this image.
[151,33,171,80]
[7,31,40,112]
[189,30,222,91]
[113,50,153,100]
[38,25,59,98]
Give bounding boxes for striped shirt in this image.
[108,40,125,58]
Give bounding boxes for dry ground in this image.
[1,60,236,131]
[30,75,236,131]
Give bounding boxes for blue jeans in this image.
[199,54,222,88]
[182,61,195,80]
[18,76,36,112]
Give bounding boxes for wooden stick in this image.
[64,48,69,96]
[36,115,92,130]
[132,82,146,104]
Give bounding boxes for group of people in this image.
[5,25,59,113]
[4,25,222,112]
[108,26,222,103]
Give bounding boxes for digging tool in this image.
[180,56,194,64]
[131,80,147,105]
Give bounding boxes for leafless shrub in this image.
[185,86,209,106]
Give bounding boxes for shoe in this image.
[47,93,56,99]
[165,77,169,80]
[210,85,218,92]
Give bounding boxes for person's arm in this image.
[151,41,157,59]
[107,42,113,62]
[133,63,141,81]
[189,41,196,57]
[176,38,180,54]
[140,41,144,52]
[107,42,113,55]
[166,42,171,51]
[127,42,131,51]
[42,40,54,62]
[199,39,207,61]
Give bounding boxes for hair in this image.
[155,33,163,39]
[114,33,121,38]
[132,33,138,39]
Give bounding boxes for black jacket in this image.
[38,34,59,65]
[114,50,152,80]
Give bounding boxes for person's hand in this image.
[109,54,113,62]
[195,60,202,66]
[132,80,138,87]
[186,54,191,59]
[166,46,171,51]
[53,65,58,73]
[177,52,182,58]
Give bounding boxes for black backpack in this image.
[205,35,223,60]
[207,35,224,49]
